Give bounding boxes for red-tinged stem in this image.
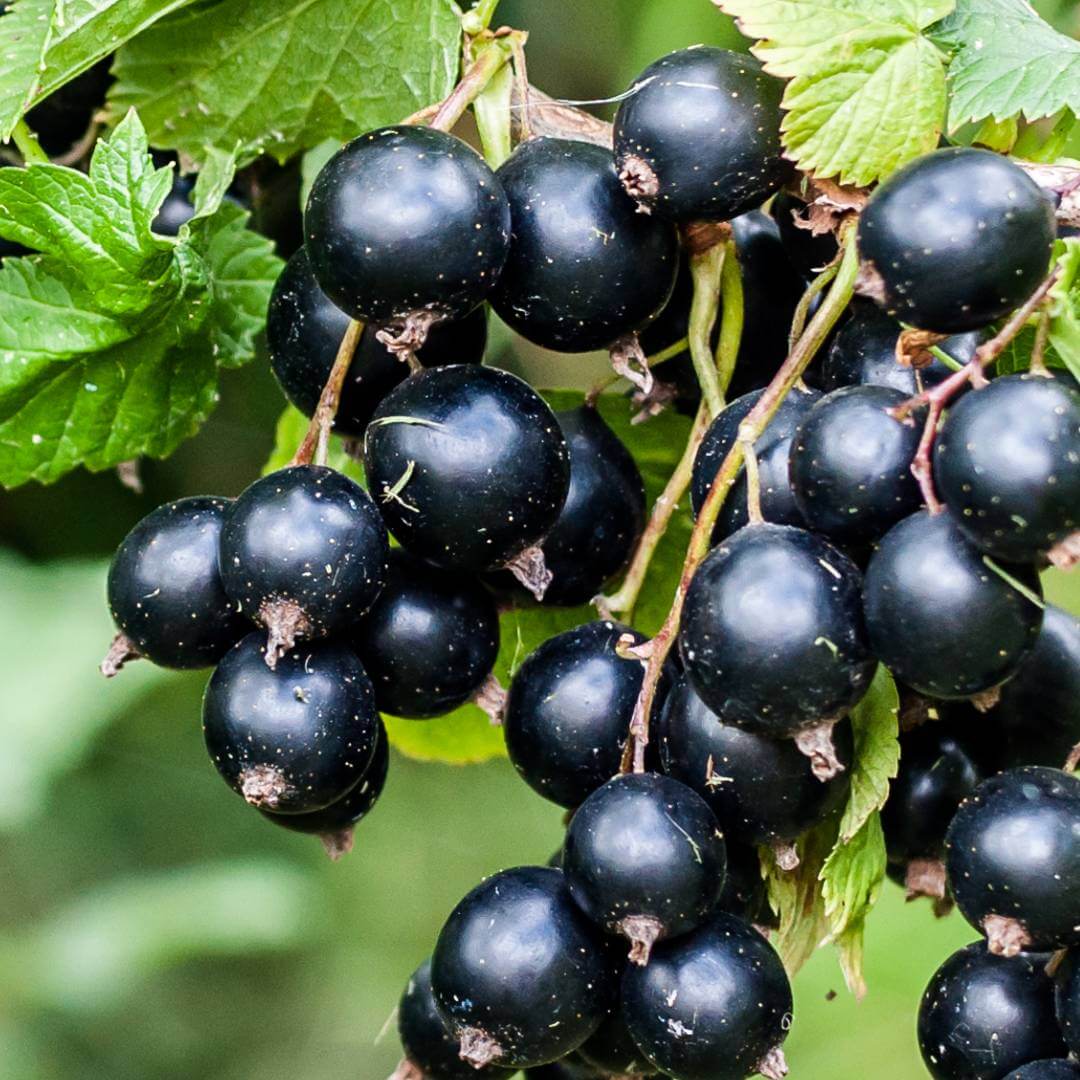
[428,41,511,133]
[621,227,861,774]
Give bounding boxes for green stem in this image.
[461,0,501,35]
[789,259,839,353]
[927,344,963,373]
[11,119,49,165]
[715,238,744,396]
[429,41,511,133]
[688,245,726,418]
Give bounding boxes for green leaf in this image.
[929,0,1080,130]
[839,664,900,843]
[0,0,197,141]
[300,140,340,208]
[0,111,282,487]
[717,0,952,185]
[1046,238,1080,384]
[106,0,462,167]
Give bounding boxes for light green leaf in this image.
[717,0,952,185]
[1046,237,1080,384]
[106,0,462,167]
[0,0,198,141]
[929,0,1080,130]
[300,139,340,208]
[839,664,900,843]
[190,142,242,219]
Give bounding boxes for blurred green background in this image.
[2,1,1080,1078]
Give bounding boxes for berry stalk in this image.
[714,237,744,391]
[622,226,860,773]
[687,241,727,417]
[11,119,49,165]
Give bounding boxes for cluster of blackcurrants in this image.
[98,41,1080,1079]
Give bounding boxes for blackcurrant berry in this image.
[945,766,1080,955]
[863,510,1043,699]
[267,247,487,438]
[789,385,923,544]
[395,959,515,1080]
[613,46,790,222]
[577,1000,659,1077]
[202,632,379,813]
[504,621,666,809]
[771,192,839,279]
[363,366,570,580]
[106,496,248,671]
[967,604,1080,772]
[880,721,983,901]
[429,866,615,1069]
[305,125,509,328]
[350,549,499,719]
[535,406,646,605]
[918,942,1066,1080]
[679,523,874,768]
[690,386,821,540]
[490,137,679,352]
[858,147,1056,333]
[621,910,793,1080]
[934,374,1080,562]
[718,840,772,925]
[562,772,726,963]
[658,673,853,851]
[1057,949,1080,1058]
[821,301,980,395]
[523,1057,600,1080]
[219,465,389,663]
[1003,1063,1080,1079]
[259,719,388,859]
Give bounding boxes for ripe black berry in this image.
[304,126,510,327]
[260,719,388,859]
[658,674,853,851]
[1003,1063,1080,1079]
[523,1057,599,1080]
[613,46,789,222]
[105,496,248,671]
[918,942,1066,1080]
[535,406,646,605]
[1057,949,1080,1057]
[490,137,679,352]
[562,772,726,963]
[621,911,793,1080]
[504,621,667,809]
[821,301,980,395]
[395,958,514,1080]
[945,766,1080,955]
[881,721,983,901]
[863,510,1043,699]
[363,366,570,582]
[934,374,1080,562]
[350,549,499,718]
[858,147,1056,333]
[690,386,821,539]
[679,524,874,769]
[577,997,658,1077]
[267,248,487,438]
[789,384,923,544]
[771,192,839,279]
[718,840,772,925]
[219,465,389,664]
[202,632,379,813]
[429,866,615,1069]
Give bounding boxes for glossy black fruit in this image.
[971,605,1080,771]
[789,385,923,543]
[429,866,615,1069]
[396,959,514,1080]
[267,247,487,438]
[863,510,1044,699]
[1057,949,1080,1057]
[219,465,389,661]
[536,406,646,605]
[259,719,388,854]
[1003,1062,1080,1079]
[364,366,570,575]
[821,301,980,395]
[717,840,772,925]
[659,674,853,847]
[350,549,499,718]
[523,1057,599,1080]
[621,911,793,1080]
[858,147,1056,333]
[491,137,679,352]
[613,46,789,222]
[690,386,821,539]
[505,622,661,808]
[934,374,1080,562]
[679,523,875,739]
[305,126,510,323]
[107,497,248,669]
[918,942,1066,1080]
[578,1001,659,1077]
[771,192,839,279]
[945,767,1080,954]
[202,632,379,813]
[562,773,726,962]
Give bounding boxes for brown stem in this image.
[909,396,945,515]
[100,632,141,678]
[739,423,764,525]
[507,32,532,141]
[429,42,510,133]
[514,84,613,147]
